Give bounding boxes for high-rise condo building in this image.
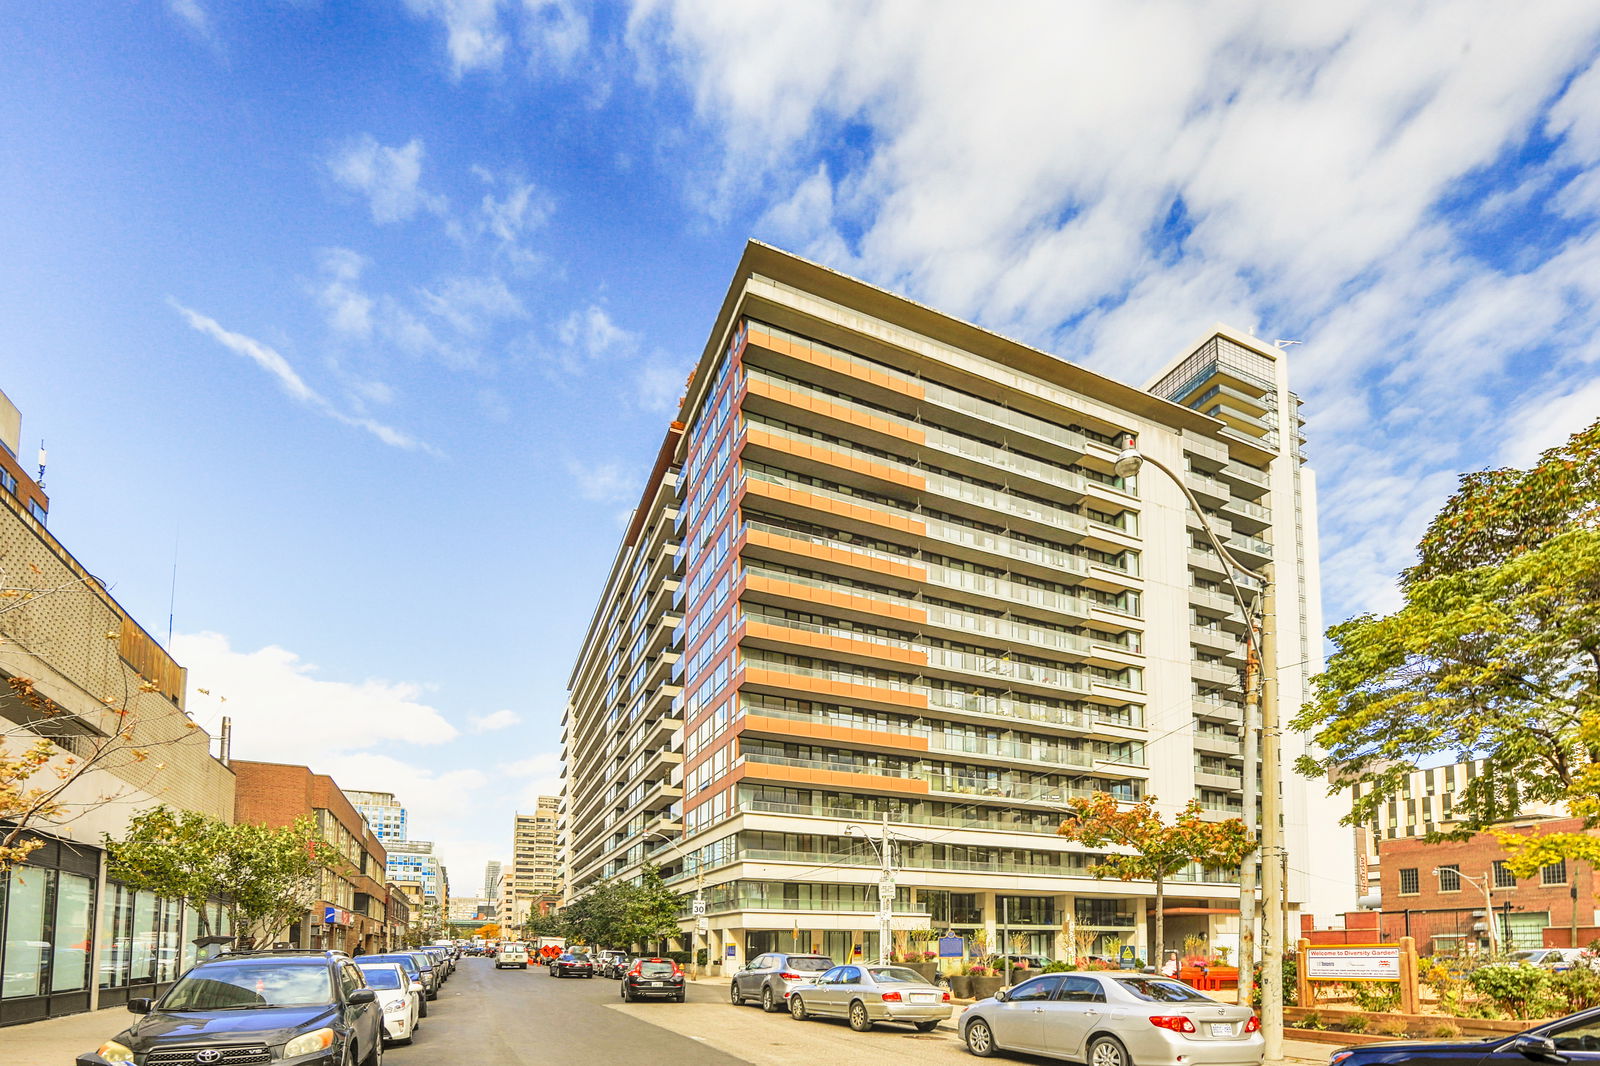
[344,789,408,844]
[560,241,1351,968]
[506,797,560,927]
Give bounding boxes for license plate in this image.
[1209,1023,1234,1036]
[911,993,936,1003]
[645,981,663,986]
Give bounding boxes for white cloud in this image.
[556,304,640,369]
[405,0,509,77]
[498,751,563,810]
[1501,378,1600,468]
[417,275,527,336]
[170,299,434,452]
[174,631,459,758]
[564,457,636,503]
[405,0,592,79]
[632,2,1600,620]
[470,709,522,732]
[326,135,447,224]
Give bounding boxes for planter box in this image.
[1285,1006,1550,1042]
[969,976,1004,1000]
[949,975,972,1000]
[905,962,939,984]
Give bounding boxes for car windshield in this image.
[789,956,832,971]
[162,962,332,1010]
[1115,977,1213,1003]
[640,961,676,976]
[357,967,402,989]
[867,967,929,984]
[570,953,591,961]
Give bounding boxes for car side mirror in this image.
[994,988,1009,1002]
[127,998,152,1014]
[348,988,377,1005]
[1511,1036,1566,1062]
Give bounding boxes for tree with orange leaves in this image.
[1057,793,1252,964]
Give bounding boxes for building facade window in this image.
[1493,860,1518,889]
[1399,868,1420,895]
[1542,861,1568,886]
[1437,865,1461,892]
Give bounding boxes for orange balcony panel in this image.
[745,528,926,583]
[742,666,930,710]
[740,479,928,539]
[745,378,927,445]
[738,758,931,796]
[742,712,930,752]
[741,621,928,667]
[742,576,928,626]
[745,427,926,492]
[748,330,927,402]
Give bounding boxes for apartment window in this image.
[1493,861,1517,889]
[1542,861,1568,886]
[0,469,15,494]
[1398,868,1420,895]
[26,499,46,525]
[1437,865,1461,893]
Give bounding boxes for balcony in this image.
[1189,625,1240,657]
[1193,731,1243,757]
[1184,471,1231,507]
[1188,585,1239,619]
[1191,659,1241,689]
[1195,766,1244,791]
[1218,462,1270,498]
[1220,495,1271,530]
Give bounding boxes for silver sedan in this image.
[959,972,1263,1066]
[787,964,952,1032]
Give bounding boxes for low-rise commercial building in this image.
[231,761,390,955]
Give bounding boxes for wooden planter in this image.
[1284,1006,1549,1041]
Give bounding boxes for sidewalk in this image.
[2,1005,128,1066]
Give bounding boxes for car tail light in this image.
[881,991,903,1002]
[671,964,684,977]
[1150,1016,1197,1033]
[628,964,642,977]
[1244,1015,1260,1033]
[942,991,951,1002]
[779,971,801,980]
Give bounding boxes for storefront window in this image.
[182,906,200,972]
[130,890,157,982]
[51,872,94,993]
[2,867,50,999]
[100,883,132,988]
[157,898,182,981]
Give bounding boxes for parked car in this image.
[1329,1005,1600,1066]
[959,972,1262,1064]
[355,953,430,1016]
[999,954,1053,972]
[402,950,440,999]
[1510,948,1596,972]
[77,949,383,1066]
[551,952,596,978]
[730,951,835,1013]
[620,958,687,1002]
[596,950,629,977]
[787,964,950,1032]
[356,961,420,1046]
[496,943,531,969]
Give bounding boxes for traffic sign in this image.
[877,877,896,901]
[691,899,707,916]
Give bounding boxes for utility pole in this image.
[1259,600,1284,1062]
[1238,624,1260,1007]
[878,812,894,965]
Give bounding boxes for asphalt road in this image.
[404,957,752,1065]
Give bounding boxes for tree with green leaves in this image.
[105,806,335,946]
[538,865,684,952]
[1296,417,1600,872]
[1056,793,1252,961]
[614,863,685,949]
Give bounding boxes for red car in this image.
[550,952,596,978]
[620,958,686,1002]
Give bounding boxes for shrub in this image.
[1343,1014,1369,1034]
[1431,1021,1463,1039]
[1298,1010,1325,1031]
[1376,1017,1410,1038]
[695,948,708,966]
[1251,958,1301,1008]
[1553,966,1600,1012]
[1043,960,1072,973]
[1353,983,1403,1013]
[1467,964,1563,1020]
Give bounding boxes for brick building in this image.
[1377,818,1595,953]
[231,761,391,954]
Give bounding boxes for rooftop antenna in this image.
[1273,339,1303,350]
[36,440,46,490]
[167,527,180,647]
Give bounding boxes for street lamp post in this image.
[646,830,706,969]
[1434,868,1497,955]
[1114,438,1283,1056]
[847,814,896,965]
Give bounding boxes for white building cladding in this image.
[560,241,1352,970]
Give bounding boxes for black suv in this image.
[78,949,383,1066]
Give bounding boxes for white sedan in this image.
[357,961,421,1046]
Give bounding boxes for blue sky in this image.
[4,2,1600,890]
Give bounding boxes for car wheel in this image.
[849,1000,873,1032]
[789,994,809,1021]
[729,982,743,1006]
[761,985,778,1013]
[674,991,685,1003]
[914,1020,939,1033]
[1089,1035,1129,1066]
[965,1019,996,1057]
[623,986,634,1002]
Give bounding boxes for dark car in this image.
[620,958,686,1002]
[730,951,835,1013]
[1330,1007,1600,1066]
[396,950,440,999]
[551,952,596,978]
[78,949,383,1066]
[355,954,430,1016]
